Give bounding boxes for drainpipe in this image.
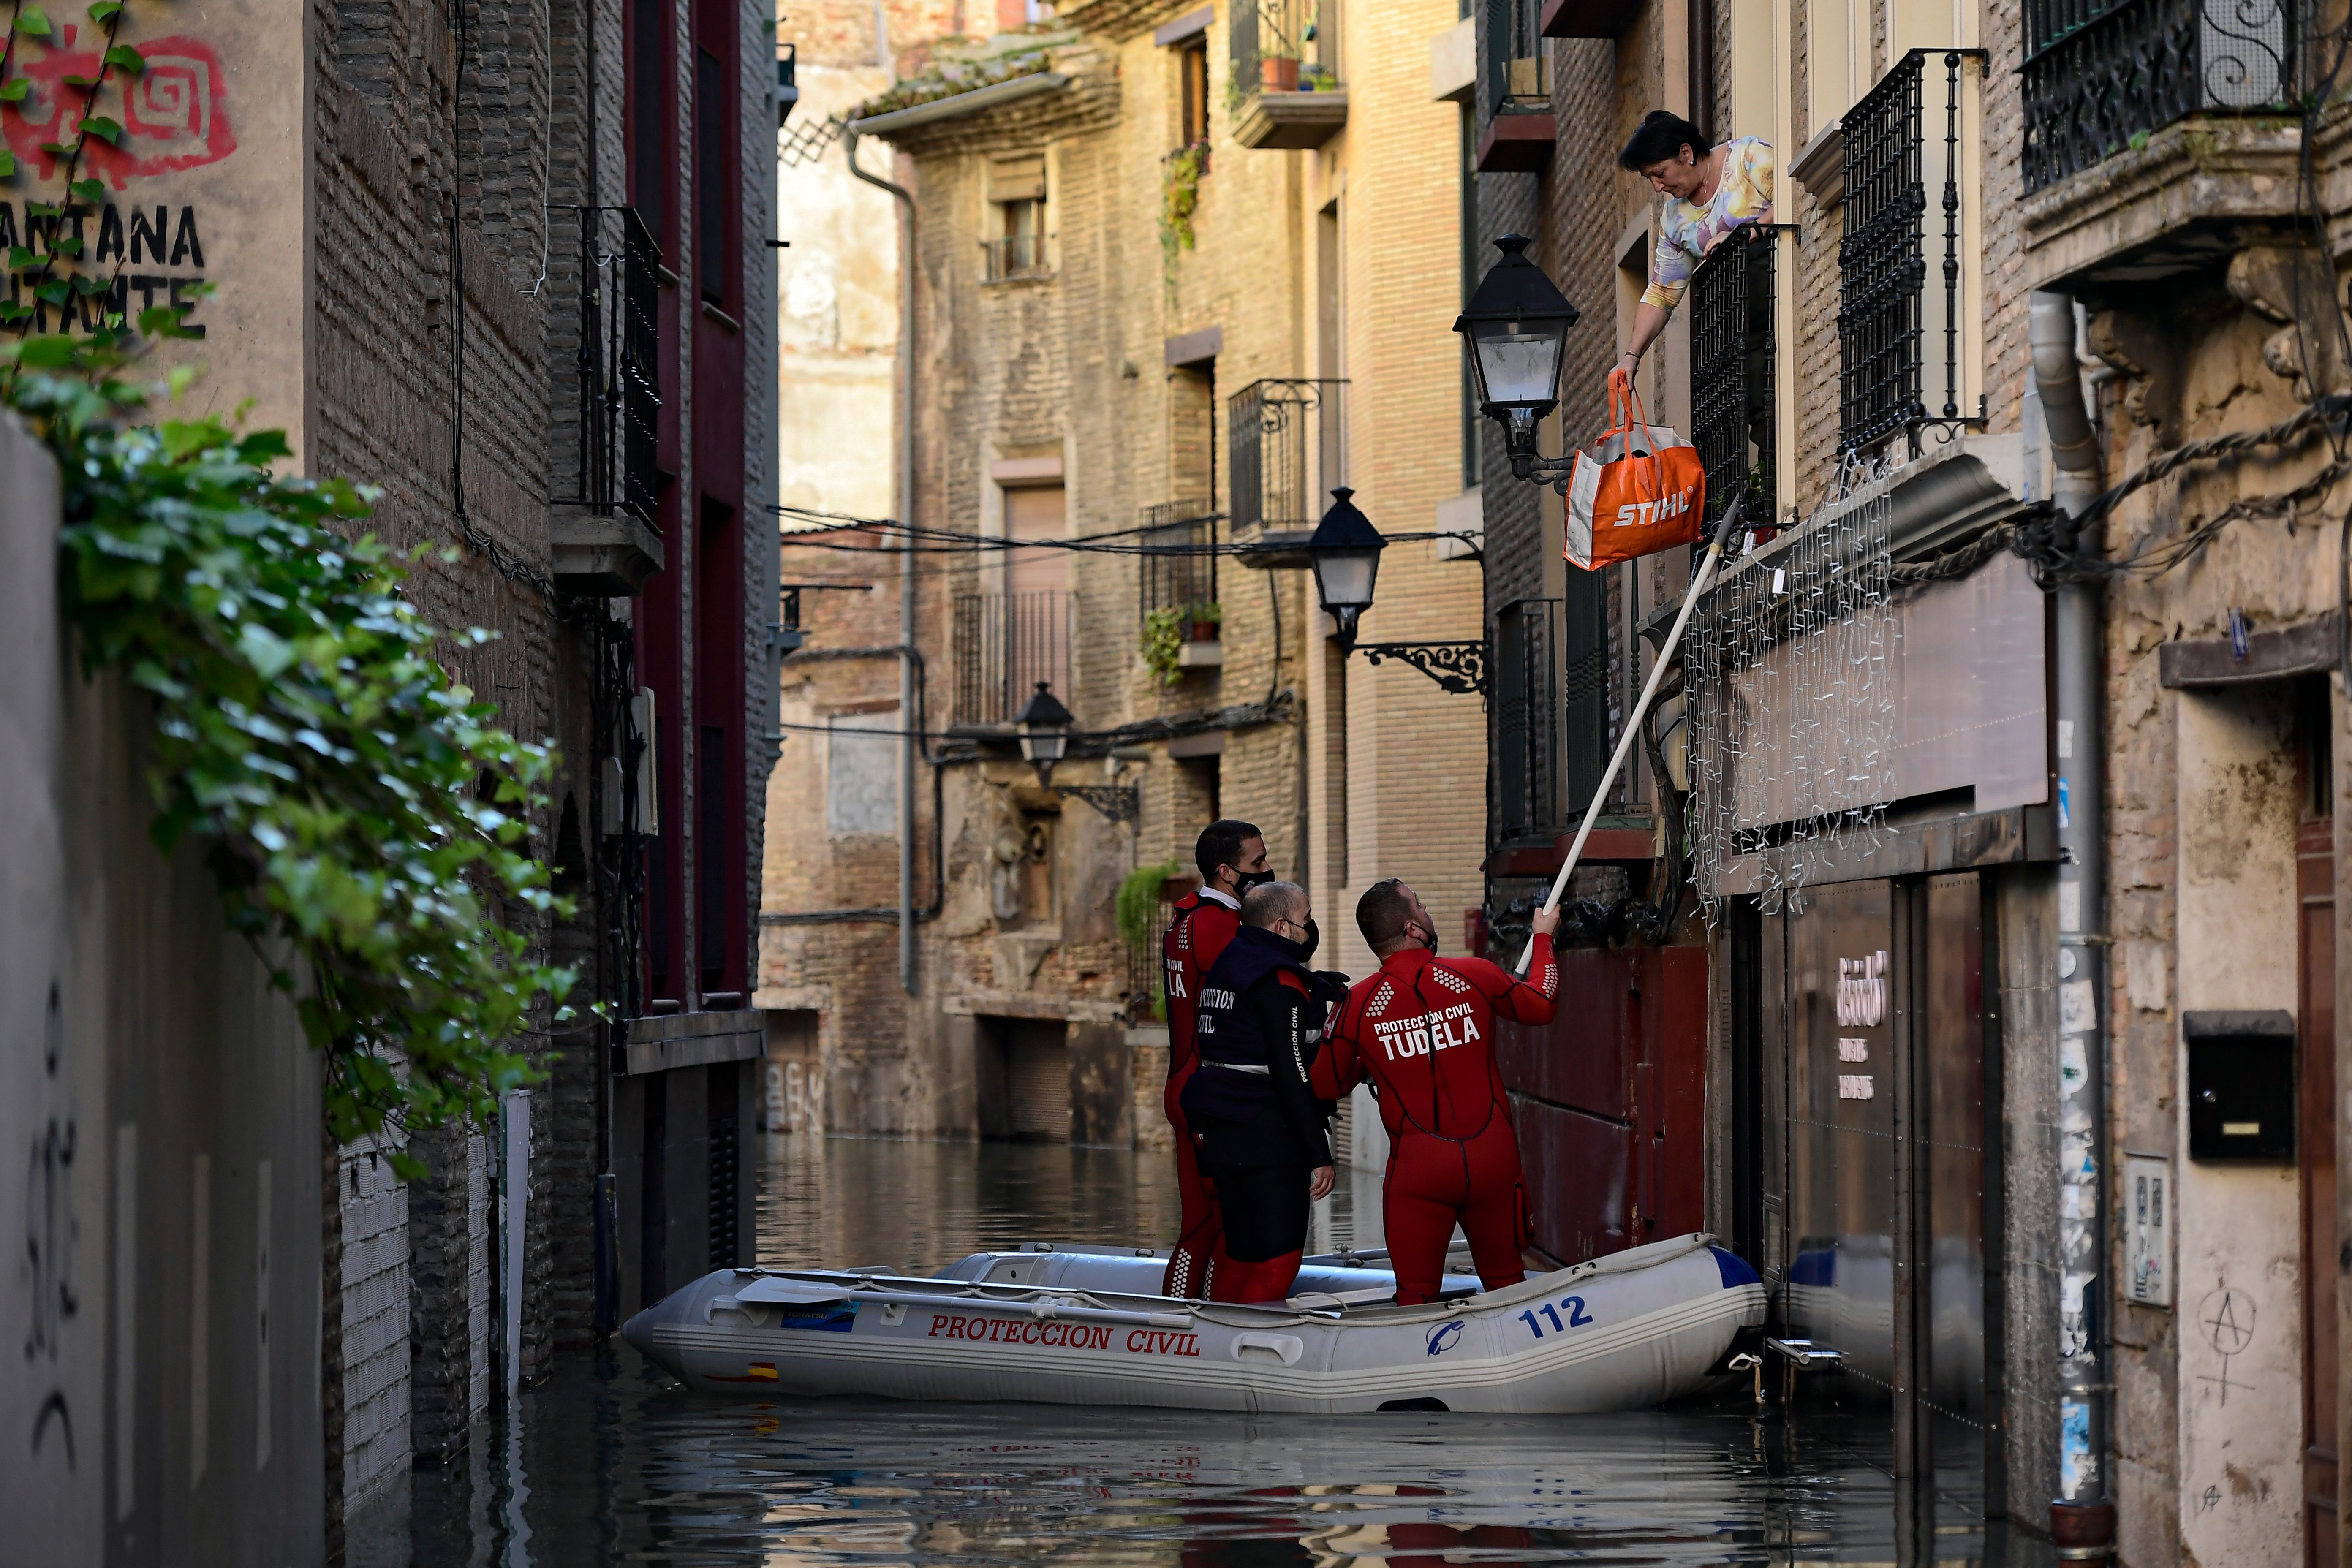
[2031,289,2112,1552]
[848,124,920,997]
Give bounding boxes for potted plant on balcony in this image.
[1260,50,1299,91]
[1183,600,1222,644]
[1298,61,1336,92]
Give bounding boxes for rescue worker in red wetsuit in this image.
[1160,819,1270,1297]
[1179,882,1337,1304]
[1313,879,1561,1305]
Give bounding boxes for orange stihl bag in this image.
[1563,370,1706,571]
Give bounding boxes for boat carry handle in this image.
[1230,1332,1305,1366]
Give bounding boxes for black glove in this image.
[1310,970,1353,1006]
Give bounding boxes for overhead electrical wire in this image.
[775,503,1463,557]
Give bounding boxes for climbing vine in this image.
[0,0,153,334]
[1158,140,1207,293]
[7,332,571,1178]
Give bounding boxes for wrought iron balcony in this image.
[1689,226,1777,530]
[982,234,1050,282]
[1490,595,1611,846]
[1229,0,1346,148]
[1138,501,1219,631]
[1228,378,1345,536]
[1838,49,1985,455]
[951,591,1075,730]
[2024,0,2297,193]
[560,206,662,527]
[1487,0,1550,116]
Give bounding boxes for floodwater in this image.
[404,1136,2029,1567]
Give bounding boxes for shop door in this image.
[2298,681,2337,1567]
[1754,874,1991,1493]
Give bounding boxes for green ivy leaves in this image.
[8,337,575,1180]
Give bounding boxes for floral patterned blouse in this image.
[1640,136,1776,313]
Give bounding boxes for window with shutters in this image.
[984,154,1051,281]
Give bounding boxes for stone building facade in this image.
[0,0,777,1556]
[761,0,1488,1161]
[1492,0,2352,1560]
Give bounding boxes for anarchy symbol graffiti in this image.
[2197,1288,2257,1405]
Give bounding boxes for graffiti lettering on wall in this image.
[0,28,235,337]
[0,201,208,333]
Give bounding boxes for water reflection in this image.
[407,1136,2004,1567]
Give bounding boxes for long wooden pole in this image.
[1513,499,1745,976]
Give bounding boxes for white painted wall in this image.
[2175,689,2305,1567]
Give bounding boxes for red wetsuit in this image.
[1313,936,1559,1304]
[1160,887,1240,1297]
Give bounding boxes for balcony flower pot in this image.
[1189,619,1218,642]
[1261,55,1299,91]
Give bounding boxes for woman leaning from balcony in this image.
[1614,111,1775,383]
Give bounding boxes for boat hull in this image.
[625,1233,1765,1415]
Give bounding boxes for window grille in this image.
[1837,50,1984,455]
[1490,594,1611,847]
[982,231,1049,281]
[1689,227,1777,529]
[2023,0,2296,193]
[951,592,1075,728]
[1227,379,1345,533]
[561,206,661,526]
[1138,502,1220,631]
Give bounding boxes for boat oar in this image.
[1512,497,1746,978]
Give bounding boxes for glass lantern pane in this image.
[1315,551,1378,611]
[1471,319,1563,406]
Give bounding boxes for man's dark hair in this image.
[1617,109,1709,172]
[1195,818,1263,882]
[1356,878,1416,948]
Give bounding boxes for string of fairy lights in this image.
[1685,461,1898,916]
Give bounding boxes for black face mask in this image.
[1417,921,1439,954]
[1233,868,1277,896]
[1299,916,1320,961]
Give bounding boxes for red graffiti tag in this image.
[2,33,236,188]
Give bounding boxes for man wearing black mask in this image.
[1159,820,1319,1298]
[1180,881,1337,1304]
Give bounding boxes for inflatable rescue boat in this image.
[623,1232,1765,1414]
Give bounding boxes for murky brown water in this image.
[404,1136,2022,1567]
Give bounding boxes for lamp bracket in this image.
[1356,640,1489,696]
[1056,784,1142,825]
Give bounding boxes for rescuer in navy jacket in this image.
[1179,881,1343,1304]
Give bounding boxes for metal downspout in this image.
[2031,289,2111,1548]
[848,124,920,997]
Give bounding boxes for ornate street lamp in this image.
[1014,681,1073,786]
[1304,486,1385,654]
[1454,232,1581,484]
[1304,488,1487,696]
[1011,682,1141,821]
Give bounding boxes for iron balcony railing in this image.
[982,234,1049,281]
[1486,0,1550,117]
[2024,0,2296,193]
[1689,226,1777,529]
[1230,0,1341,97]
[1138,501,1220,632]
[1490,595,1611,846]
[1838,49,1984,455]
[560,206,662,526]
[951,591,1076,729]
[1228,378,1345,533]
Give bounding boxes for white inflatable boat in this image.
[623,1232,1765,1415]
